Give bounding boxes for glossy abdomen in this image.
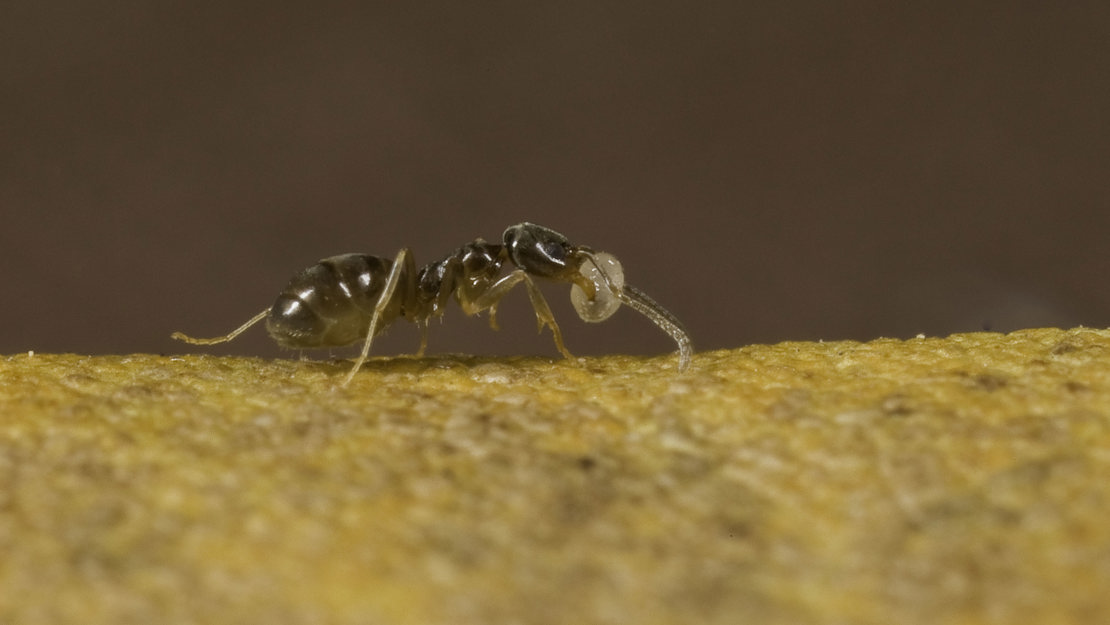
[265,254,396,348]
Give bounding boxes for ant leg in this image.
[466,270,573,360]
[417,321,428,357]
[341,248,414,387]
[171,309,269,345]
[521,275,572,359]
[487,302,502,330]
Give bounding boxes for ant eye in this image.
[543,241,567,261]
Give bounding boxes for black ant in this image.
[172,222,692,386]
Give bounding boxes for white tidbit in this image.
[570,252,625,322]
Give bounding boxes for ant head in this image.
[503,223,585,280]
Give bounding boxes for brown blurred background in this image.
[2,2,1108,361]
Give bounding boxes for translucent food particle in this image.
[571,252,624,322]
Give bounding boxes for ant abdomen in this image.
[267,254,398,348]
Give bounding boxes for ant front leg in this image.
[464,270,573,360]
[341,248,416,387]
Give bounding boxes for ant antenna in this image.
[618,285,692,372]
[577,251,692,371]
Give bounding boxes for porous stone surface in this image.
[1,328,1108,624]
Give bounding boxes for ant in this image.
[173,222,692,386]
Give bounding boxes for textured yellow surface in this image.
[1,328,1109,624]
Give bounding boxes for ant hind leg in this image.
[341,248,414,387]
[171,309,270,345]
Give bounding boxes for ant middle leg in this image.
[415,319,429,357]
[341,248,416,387]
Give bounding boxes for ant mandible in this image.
[172,222,692,386]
